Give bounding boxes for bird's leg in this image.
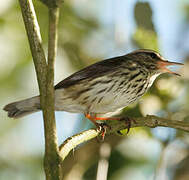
[85,113,122,121]
[85,113,100,127]
[85,113,111,140]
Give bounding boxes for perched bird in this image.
[3,49,183,127]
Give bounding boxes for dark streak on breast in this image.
[127,83,131,89]
[136,78,143,82]
[107,83,116,93]
[119,80,125,86]
[91,97,97,104]
[81,100,87,105]
[122,79,130,86]
[73,88,92,100]
[132,84,138,88]
[97,88,108,94]
[90,79,112,87]
[144,81,150,91]
[125,90,130,94]
[120,72,129,76]
[139,69,147,75]
[98,97,104,104]
[128,66,137,71]
[83,96,90,100]
[136,83,145,94]
[129,71,140,81]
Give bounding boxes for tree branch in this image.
[43,6,62,180]
[19,0,62,179]
[59,129,100,161]
[59,115,189,161]
[18,0,47,102]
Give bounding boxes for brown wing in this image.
[55,55,128,89]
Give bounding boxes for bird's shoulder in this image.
[55,55,130,89]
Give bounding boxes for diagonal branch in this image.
[59,115,189,161]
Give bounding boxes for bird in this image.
[3,49,183,127]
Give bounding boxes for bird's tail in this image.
[3,96,40,118]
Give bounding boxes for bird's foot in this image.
[85,113,135,138]
[85,113,113,140]
[96,123,111,141]
[117,116,136,134]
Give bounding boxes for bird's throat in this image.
[148,73,161,88]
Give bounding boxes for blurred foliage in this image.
[0,0,189,180]
[133,27,158,51]
[184,5,189,21]
[58,3,99,70]
[134,2,155,31]
[133,2,158,51]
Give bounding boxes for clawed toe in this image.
[119,116,136,134]
[97,123,111,140]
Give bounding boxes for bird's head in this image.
[127,49,183,76]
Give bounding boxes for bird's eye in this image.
[150,53,157,59]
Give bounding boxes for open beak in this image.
[157,60,184,76]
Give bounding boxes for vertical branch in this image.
[19,0,62,179]
[43,6,61,180]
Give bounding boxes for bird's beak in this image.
[157,60,184,76]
